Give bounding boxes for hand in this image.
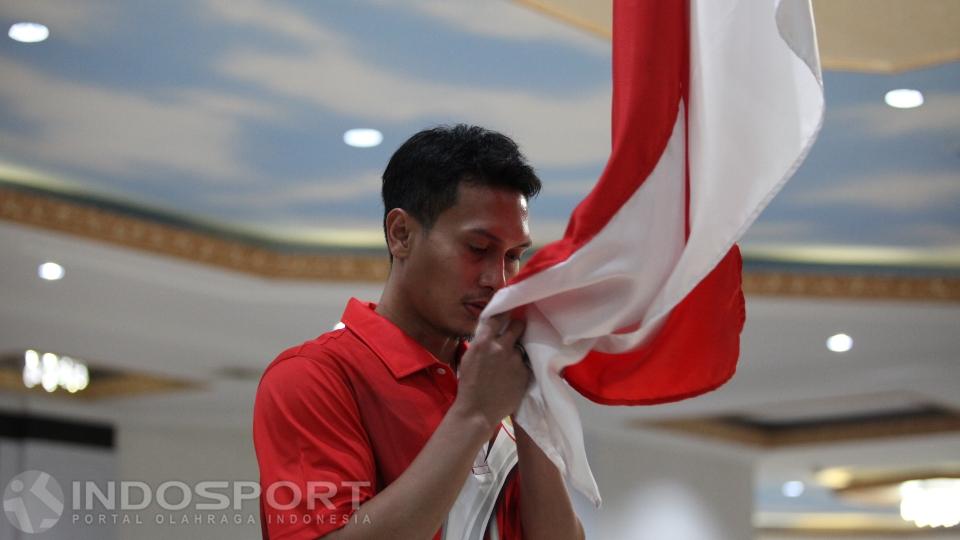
[452,314,531,431]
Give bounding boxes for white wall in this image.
[115,423,261,540]
[1,438,116,540]
[573,427,754,540]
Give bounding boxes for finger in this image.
[473,316,497,341]
[475,313,507,341]
[497,318,526,345]
[489,313,513,336]
[513,342,531,370]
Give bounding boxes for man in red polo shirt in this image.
[254,125,584,539]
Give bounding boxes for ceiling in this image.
[0,0,958,535]
[0,0,958,265]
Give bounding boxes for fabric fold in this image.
[482,0,824,506]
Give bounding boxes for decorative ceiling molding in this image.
[0,185,389,282]
[2,185,958,301]
[639,407,960,449]
[0,354,199,401]
[517,0,611,39]
[757,522,940,536]
[516,0,960,73]
[743,272,959,303]
[812,0,960,73]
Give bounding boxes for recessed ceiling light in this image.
[782,480,805,498]
[826,333,853,353]
[884,89,924,109]
[343,128,383,148]
[900,478,960,528]
[40,352,59,392]
[38,262,64,281]
[8,22,49,43]
[23,350,90,393]
[22,350,41,389]
[816,467,853,489]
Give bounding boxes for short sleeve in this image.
[254,354,376,539]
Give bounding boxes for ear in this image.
[384,208,420,260]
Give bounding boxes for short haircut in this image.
[381,124,541,237]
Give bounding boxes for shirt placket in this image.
[427,363,458,408]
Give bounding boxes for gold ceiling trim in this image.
[514,0,960,74]
[640,408,960,449]
[812,0,960,74]
[757,523,942,537]
[0,186,389,282]
[1,186,958,301]
[516,0,610,39]
[822,51,960,75]
[0,363,199,401]
[743,272,959,303]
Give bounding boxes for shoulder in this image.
[257,328,369,397]
[262,328,360,377]
[255,329,371,421]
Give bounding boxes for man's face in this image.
[402,183,531,339]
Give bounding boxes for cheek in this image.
[418,241,465,284]
[437,252,483,292]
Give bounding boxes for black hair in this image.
[381,124,541,240]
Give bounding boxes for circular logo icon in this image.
[3,470,64,534]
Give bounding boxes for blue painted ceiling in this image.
[0,0,957,265]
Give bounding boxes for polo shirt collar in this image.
[341,298,447,379]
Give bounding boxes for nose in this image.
[478,257,507,291]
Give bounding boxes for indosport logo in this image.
[3,470,65,533]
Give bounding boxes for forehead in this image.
[433,183,530,243]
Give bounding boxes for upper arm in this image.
[254,354,376,539]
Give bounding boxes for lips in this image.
[463,300,489,318]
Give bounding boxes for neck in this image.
[376,276,460,365]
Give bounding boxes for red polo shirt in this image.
[254,298,522,539]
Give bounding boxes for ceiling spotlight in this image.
[22,350,42,389]
[23,350,90,394]
[782,480,805,498]
[815,467,853,489]
[900,478,960,528]
[343,128,383,148]
[884,89,924,109]
[38,262,64,281]
[8,22,49,43]
[826,333,853,353]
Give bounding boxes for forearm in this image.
[515,423,584,540]
[325,404,493,540]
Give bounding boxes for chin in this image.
[453,325,478,341]
[450,317,479,341]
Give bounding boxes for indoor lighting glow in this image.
[826,333,853,353]
[8,22,49,43]
[815,467,853,489]
[884,89,924,109]
[22,350,42,388]
[900,479,960,528]
[782,480,805,498]
[38,261,64,281]
[23,350,90,394]
[343,128,383,148]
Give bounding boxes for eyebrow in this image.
[467,228,532,249]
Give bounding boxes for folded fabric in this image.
[482,0,825,506]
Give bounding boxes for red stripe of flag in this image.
[514,0,745,405]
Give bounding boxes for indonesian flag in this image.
[482,0,824,505]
